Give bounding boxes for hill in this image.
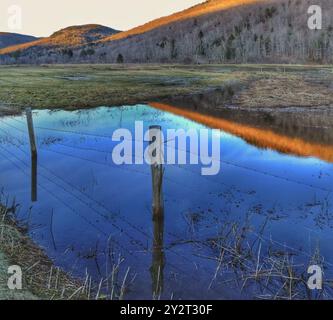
[0,0,332,64]
[0,32,39,49]
[0,24,120,62]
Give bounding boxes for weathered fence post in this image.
[149,125,164,213]
[26,108,37,202]
[149,125,165,298]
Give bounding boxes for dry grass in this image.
[1,64,332,117]
[0,64,250,115]
[0,198,135,300]
[0,202,88,300]
[188,218,333,300]
[234,75,333,108]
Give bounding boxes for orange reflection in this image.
[149,102,333,163]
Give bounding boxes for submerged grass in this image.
[1,196,332,300]
[190,217,333,300]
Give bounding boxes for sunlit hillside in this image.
[0,0,332,64]
[0,0,263,55]
[0,24,120,54]
[100,0,261,42]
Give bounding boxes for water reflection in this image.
[0,104,332,300]
[150,178,165,299]
[153,88,333,145]
[150,92,333,163]
[26,108,38,202]
[30,152,37,202]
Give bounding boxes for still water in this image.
[0,104,332,300]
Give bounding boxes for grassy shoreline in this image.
[1,64,332,117]
[0,64,248,115]
[0,204,87,300]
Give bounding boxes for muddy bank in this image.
[0,105,21,117]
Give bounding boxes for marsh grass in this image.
[234,73,333,109]
[0,200,90,299]
[0,194,136,300]
[195,219,333,300]
[1,64,332,117]
[0,64,250,114]
[1,195,332,300]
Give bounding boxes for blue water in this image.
[0,105,332,300]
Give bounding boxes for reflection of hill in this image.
[150,99,333,163]
[154,88,333,145]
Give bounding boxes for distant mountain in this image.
[0,24,120,60]
[1,0,332,64]
[0,32,39,49]
[48,24,121,46]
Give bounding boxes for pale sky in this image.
[0,0,203,37]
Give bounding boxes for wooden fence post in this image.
[26,108,37,202]
[149,125,165,298]
[149,125,164,214]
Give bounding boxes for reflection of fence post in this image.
[31,152,37,202]
[149,125,165,298]
[149,125,164,214]
[26,108,37,202]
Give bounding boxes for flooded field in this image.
[0,104,333,300]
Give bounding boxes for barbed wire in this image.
[0,132,211,276]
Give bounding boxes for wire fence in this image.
[0,123,227,282]
[0,114,332,281]
[2,117,332,194]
